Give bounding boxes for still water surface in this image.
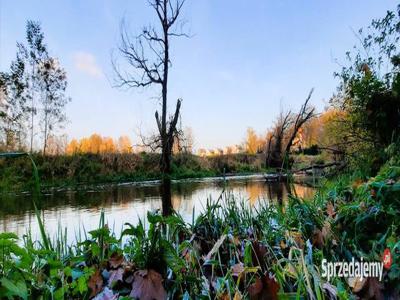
[0,176,315,242]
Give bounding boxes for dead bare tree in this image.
[267,110,292,168]
[266,89,315,170]
[112,0,188,214]
[284,89,315,156]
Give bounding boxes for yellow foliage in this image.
[66,134,134,155]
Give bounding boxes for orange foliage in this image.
[66,134,133,155]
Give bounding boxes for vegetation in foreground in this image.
[1,150,399,299]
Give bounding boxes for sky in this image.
[0,0,398,150]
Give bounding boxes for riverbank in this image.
[0,152,273,193]
[0,152,329,193]
[1,158,399,299]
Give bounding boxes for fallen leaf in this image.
[248,273,280,300]
[312,229,324,248]
[109,252,124,269]
[252,241,267,266]
[248,277,263,298]
[108,268,124,287]
[347,276,367,293]
[88,269,104,298]
[263,272,279,300]
[130,269,166,300]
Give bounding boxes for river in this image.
[0,175,315,242]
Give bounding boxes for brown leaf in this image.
[326,202,336,218]
[130,269,166,300]
[108,268,124,287]
[312,228,324,248]
[109,252,124,269]
[252,241,267,266]
[218,292,230,300]
[248,277,263,298]
[348,276,367,293]
[263,272,280,300]
[248,273,280,300]
[88,269,104,298]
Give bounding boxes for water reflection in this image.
[0,177,315,242]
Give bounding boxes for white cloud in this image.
[73,51,103,78]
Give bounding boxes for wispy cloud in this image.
[73,51,103,78]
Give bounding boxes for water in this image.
[0,175,315,242]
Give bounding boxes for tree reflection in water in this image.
[0,178,316,241]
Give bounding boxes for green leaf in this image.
[1,278,28,300]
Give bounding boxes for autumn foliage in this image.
[66,134,133,155]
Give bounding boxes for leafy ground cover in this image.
[0,158,399,299]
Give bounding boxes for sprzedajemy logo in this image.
[321,248,392,282]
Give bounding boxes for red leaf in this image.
[130,269,166,300]
[248,277,263,299]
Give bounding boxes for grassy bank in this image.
[1,157,399,299]
[0,152,269,193]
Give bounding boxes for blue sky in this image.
[0,0,398,150]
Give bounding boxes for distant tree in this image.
[1,21,69,153]
[118,135,133,153]
[46,134,68,155]
[66,138,80,155]
[100,137,117,153]
[245,127,259,154]
[266,91,315,169]
[283,89,315,156]
[38,57,69,155]
[0,51,27,150]
[20,21,49,153]
[113,0,189,214]
[87,134,103,154]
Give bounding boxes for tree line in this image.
[0,21,69,155]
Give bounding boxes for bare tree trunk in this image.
[114,0,187,215]
[284,89,314,157]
